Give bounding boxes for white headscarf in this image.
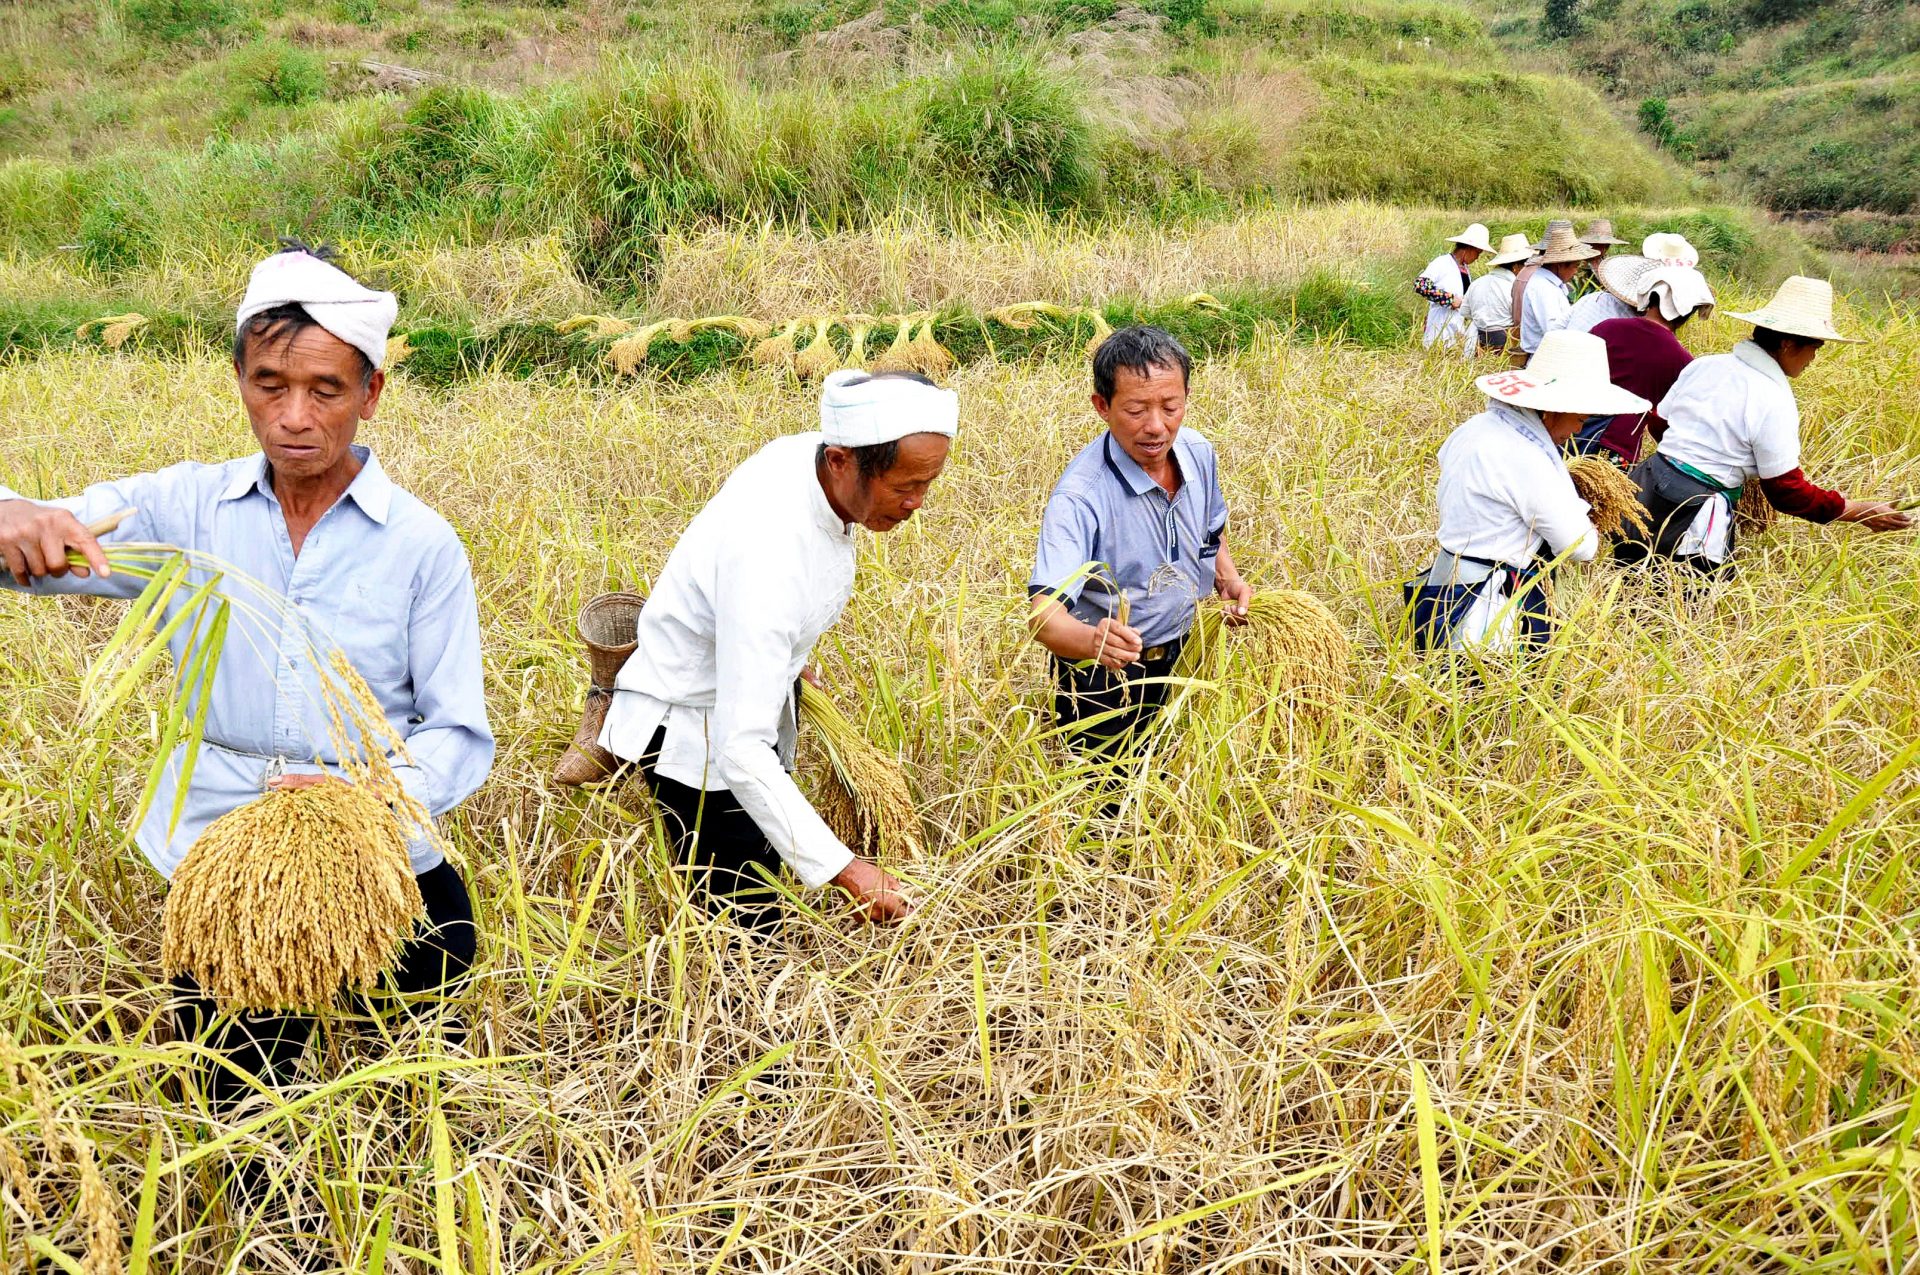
[818,369,959,447]
[236,250,399,370]
[1640,265,1715,322]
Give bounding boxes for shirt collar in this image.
[1489,402,1559,463]
[1733,339,1793,394]
[216,444,394,525]
[1102,432,1193,498]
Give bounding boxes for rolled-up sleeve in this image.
[1029,491,1101,603]
[709,541,853,889]
[393,533,494,816]
[1528,471,1599,564]
[0,473,176,600]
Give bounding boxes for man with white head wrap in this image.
[0,240,493,1146]
[586,369,957,928]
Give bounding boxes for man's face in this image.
[1550,260,1586,282]
[839,433,951,532]
[235,324,383,483]
[1093,362,1188,470]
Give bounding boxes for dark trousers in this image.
[1611,453,1737,577]
[168,860,477,1117]
[1052,641,1182,758]
[638,729,785,930]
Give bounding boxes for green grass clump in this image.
[1678,78,1920,214]
[233,40,329,108]
[123,0,253,45]
[918,51,1096,208]
[1213,0,1487,51]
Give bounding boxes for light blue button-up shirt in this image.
[1029,427,1229,649]
[1,446,493,877]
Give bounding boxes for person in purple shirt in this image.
[1582,260,1715,464]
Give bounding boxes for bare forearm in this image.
[1029,594,1098,662]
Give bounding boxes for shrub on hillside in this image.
[918,52,1096,207]
[123,0,251,44]
[355,86,500,201]
[76,189,156,273]
[237,41,328,107]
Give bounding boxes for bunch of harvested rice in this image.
[752,318,804,368]
[797,681,922,860]
[843,313,880,367]
[909,317,956,376]
[1735,476,1777,536]
[384,333,414,368]
[794,317,840,381]
[162,780,424,1013]
[608,320,680,375]
[76,313,150,349]
[1174,589,1351,722]
[1083,309,1114,357]
[558,314,636,340]
[1566,456,1650,541]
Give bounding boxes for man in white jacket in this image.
[596,370,956,929]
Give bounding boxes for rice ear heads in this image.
[797,681,922,860]
[869,314,920,374]
[909,317,956,376]
[77,313,149,349]
[793,317,840,382]
[751,317,804,369]
[1566,456,1650,541]
[1084,309,1115,358]
[384,333,414,367]
[162,781,425,1014]
[1735,476,1777,535]
[608,320,677,375]
[987,301,1075,331]
[843,314,879,368]
[1174,589,1351,727]
[558,314,636,340]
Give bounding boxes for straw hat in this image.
[1723,276,1858,343]
[1593,254,1654,306]
[1474,330,1651,415]
[1579,218,1627,246]
[1641,232,1700,266]
[1447,222,1493,253]
[1487,232,1533,267]
[1529,222,1600,266]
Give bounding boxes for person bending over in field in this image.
[1512,221,1597,368]
[1027,326,1251,757]
[1404,331,1649,653]
[1413,222,1489,350]
[1574,254,1714,464]
[1612,275,1913,575]
[0,243,493,1155]
[556,370,955,930]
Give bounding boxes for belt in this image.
[1139,635,1185,664]
[1658,454,1744,500]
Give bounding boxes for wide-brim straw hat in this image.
[1579,218,1628,246]
[1724,275,1859,343]
[1475,330,1651,416]
[1641,232,1700,266]
[1447,222,1493,253]
[1487,232,1533,266]
[1529,221,1600,266]
[1594,254,1654,306]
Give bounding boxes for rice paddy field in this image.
[2,263,1920,1272]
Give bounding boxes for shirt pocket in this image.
[332,579,413,692]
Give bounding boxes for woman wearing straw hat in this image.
[1513,223,1599,367]
[1414,222,1491,349]
[1579,257,1715,464]
[1405,331,1650,652]
[1578,218,1629,259]
[1614,276,1914,573]
[1463,233,1533,354]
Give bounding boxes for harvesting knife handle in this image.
[84,508,136,538]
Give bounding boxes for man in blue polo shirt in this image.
[1028,326,1251,754]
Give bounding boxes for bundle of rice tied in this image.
[909,316,956,376]
[607,319,682,375]
[1173,589,1351,723]
[870,311,937,375]
[793,316,841,381]
[162,652,435,1014]
[797,681,923,860]
[76,312,150,349]
[842,313,881,368]
[1735,476,1777,536]
[557,314,636,340]
[1566,455,1650,541]
[751,317,804,368]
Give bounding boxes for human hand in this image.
[1087,617,1144,671]
[267,773,341,792]
[830,857,913,925]
[801,665,825,690]
[0,500,110,585]
[1217,576,1253,625]
[1840,499,1916,533]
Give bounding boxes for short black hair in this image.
[815,371,939,477]
[231,239,377,389]
[1752,325,1820,354]
[1092,325,1191,402]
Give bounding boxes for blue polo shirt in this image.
[1029,428,1229,648]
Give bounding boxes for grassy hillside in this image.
[0,0,1687,301]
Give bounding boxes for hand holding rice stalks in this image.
[1174,589,1351,726]
[797,681,923,860]
[1566,456,1650,541]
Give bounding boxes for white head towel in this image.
[235,250,399,370]
[818,369,959,448]
[1640,265,1715,321]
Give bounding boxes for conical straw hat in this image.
[1530,221,1600,266]
[1447,222,1493,252]
[1487,232,1533,266]
[1579,218,1627,246]
[1593,254,1654,306]
[1723,276,1859,343]
[1474,330,1651,416]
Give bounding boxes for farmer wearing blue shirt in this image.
[1028,326,1251,754]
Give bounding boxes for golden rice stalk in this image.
[797,681,922,860]
[607,320,679,375]
[1182,292,1227,312]
[384,333,414,367]
[868,312,928,375]
[1083,308,1115,358]
[909,317,956,376]
[986,301,1075,331]
[751,317,804,368]
[1567,456,1650,541]
[67,1129,121,1275]
[0,1132,37,1220]
[665,319,697,344]
[686,315,773,342]
[793,317,840,382]
[842,313,879,368]
[1735,476,1777,536]
[1174,589,1352,723]
[77,313,149,349]
[162,781,424,1013]
[557,314,636,340]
